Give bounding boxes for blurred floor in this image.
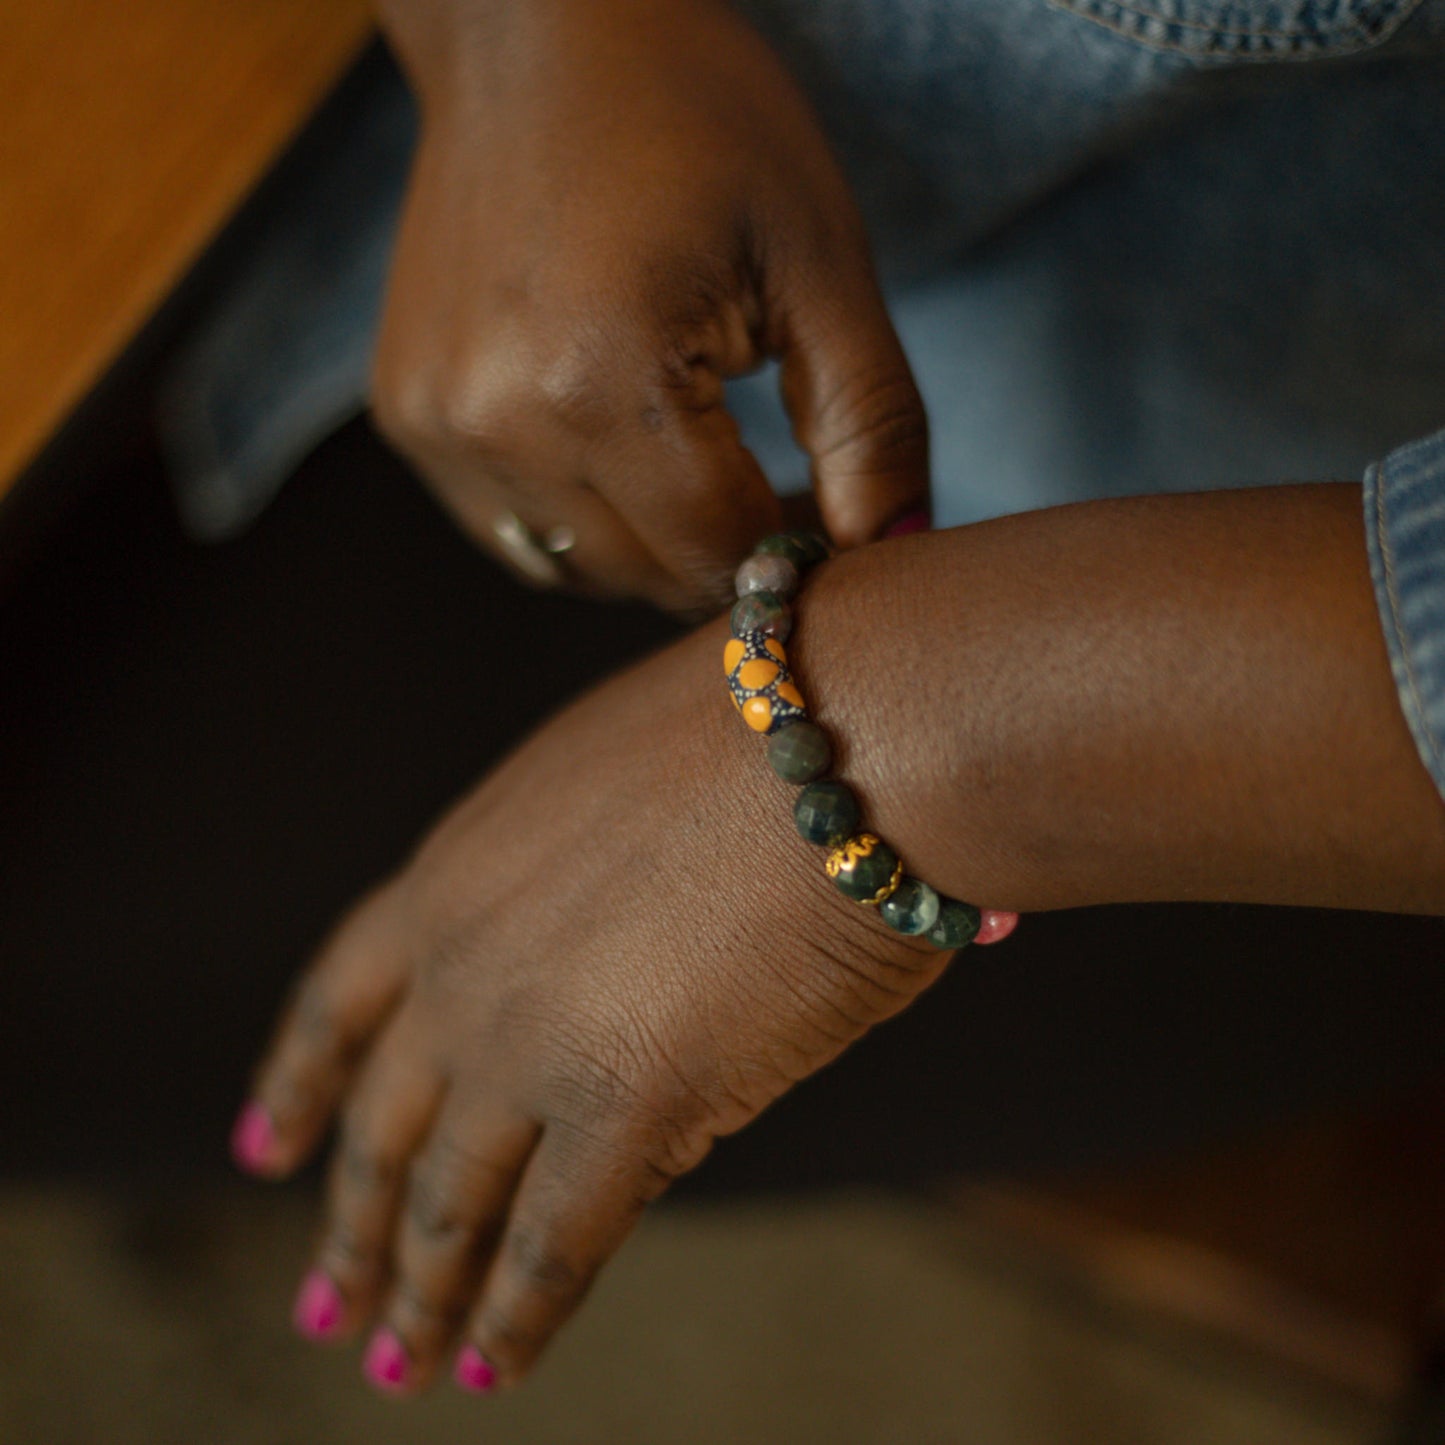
[2,418,1442,1441]
[0,1182,1387,1445]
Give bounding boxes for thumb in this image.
[777,263,930,548]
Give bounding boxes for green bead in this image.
[767,720,831,784]
[730,590,792,641]
[791,531,832,567]
[880,877,941,936]
[926,898,982,949]
[754,533,812,570]
[829,835,901,904]
[794,781,859,847]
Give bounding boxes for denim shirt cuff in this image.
[1363,427,1445,804]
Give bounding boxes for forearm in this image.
[789,484,1445,915]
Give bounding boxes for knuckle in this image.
[506,1227,585,1299]
[476,1302,545,1359]
[336,1120,404,1192]
[534,334,620,440]
[435,378,505,453]
[816,364,927,467]
[390,1278,455,1334]
[644,1113,713,1186]
[406,1166,468,1245]
[406,1151,486,1237]
[320,1220,385,1278]
[376,351,530,474]
[405,1133,517,1245]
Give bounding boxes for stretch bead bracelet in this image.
[724,531,1018,951]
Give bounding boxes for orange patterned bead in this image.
[726,630,807,736]
[742,697,774,732]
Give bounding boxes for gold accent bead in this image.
[824,835,904,905]
[824,834,879,878]
[865,858,906,907]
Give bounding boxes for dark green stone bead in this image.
[794,780,859,847]
[880,876,941,936]
[831,837,900,903]
[754,533,812,570]
[791,531,832,567]
[767,720,831,784]
[730,590,792,641]
[926,898,982,949]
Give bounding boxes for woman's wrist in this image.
[375,0,719,95]
[785,485,1445,915]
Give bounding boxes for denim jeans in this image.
[160,0,1445,802]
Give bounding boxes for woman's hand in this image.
[234,606,972,1394]
[371,0,927,614]
[233,484,1445,1395]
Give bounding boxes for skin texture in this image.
[241,485,1445,1395]
[371,0,929,614]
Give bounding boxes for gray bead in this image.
[735,553,799,601]
[879,877,941,936]
[767,721,831,784]
[926,899,982,949]
[730,590,792,641]
[794,780,859,847]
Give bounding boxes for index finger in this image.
[233,886,411,1179]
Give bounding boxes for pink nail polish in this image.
[454,1345,498,1395]
[292,1270,344,1341]
[229,1102,274,1174]
[975,910,1020,946]
[363,1328,410,1393]
[883,507,932,539]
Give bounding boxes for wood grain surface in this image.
[0,0,373,495]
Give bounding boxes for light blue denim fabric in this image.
[1366,430,1445,799]
[158,48,417,539]
[158,0,1445,801]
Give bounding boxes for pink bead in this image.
[974,910,1019,946]
[883,508,932,538]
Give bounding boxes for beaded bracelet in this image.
[724,531,1017,951]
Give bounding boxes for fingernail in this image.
[975,910,1020,946]
[292,1270,344,1341]
[454,1344,499,1395]
[229,1102,274,1174]
[363,1328,410,1393]
[883,508,932,539]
